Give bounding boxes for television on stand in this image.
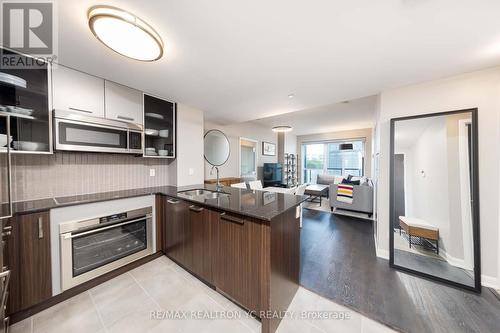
[263,163,283,187]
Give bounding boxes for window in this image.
[302,140,364,183]
[303,144,324,185]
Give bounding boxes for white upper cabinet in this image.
[104,81,143,125]
[52,65,105,117]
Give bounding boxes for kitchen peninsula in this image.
[1,184,305,333]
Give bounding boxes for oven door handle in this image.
[62,216,150,239]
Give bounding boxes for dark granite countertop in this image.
[1,184,307,221]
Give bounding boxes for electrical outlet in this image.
[149,168,155,177]
[189,168,194,176]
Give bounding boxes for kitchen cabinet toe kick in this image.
[162,196,300,333]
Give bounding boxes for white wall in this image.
[396,118,465,260]
[204,121,277,180]
[374,67,500,288]
[176,103,205,186]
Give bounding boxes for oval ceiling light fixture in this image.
[88,6,164,62]
[272,126,293,133]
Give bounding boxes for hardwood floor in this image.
[394,249,474,287]
[299,208,500,333]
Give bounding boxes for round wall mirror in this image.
[204,129,230,166]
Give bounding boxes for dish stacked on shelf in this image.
[145,147,157,156]
[144,128,169,138]
[13,141,49,151]
[0,105,34,117]
[144,129,159,136]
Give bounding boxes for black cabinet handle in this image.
[69,107,93,114]
[117,115,134,121]
[220,212,244,225]
[189,205,204,213]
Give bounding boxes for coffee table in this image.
[304,184,330,206]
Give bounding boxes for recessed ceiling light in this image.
[288,94,295,99]
[272,126,293,133]
[88,6,164,62]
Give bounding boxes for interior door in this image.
[393,154,406,229]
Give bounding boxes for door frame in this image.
[458,118,474,271]
[393,152,407,227]
[239,137,258,179]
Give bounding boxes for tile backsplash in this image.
[9,152,176,202]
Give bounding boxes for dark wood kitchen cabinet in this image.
[164,197,188,264]
[163,197,213,283]
[163,198,262,311]
[163,195,301,333]
[5,211,52,314]
[188,205,212,282]
[212,211,262,312]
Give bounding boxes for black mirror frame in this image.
[203,129,231,167]
[389,108,481,293]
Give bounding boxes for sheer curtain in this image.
[302,140,364,183]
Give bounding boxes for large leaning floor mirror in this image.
[390,108,481,292]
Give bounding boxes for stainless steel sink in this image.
[179,189,213,196]
[203,192,229,199]
[177,189,230,200]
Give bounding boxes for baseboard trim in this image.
[374,234,389,260]
[481,274,499,289]
[376,248,390,260]
[440,248,474,271]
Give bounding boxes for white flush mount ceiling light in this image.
[88,6,164,61]
[288,93,295,99]
[272,126,293,133]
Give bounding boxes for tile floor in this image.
[10,256,396,333]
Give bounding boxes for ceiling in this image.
[57,0,500,124]
[253,95,377,136]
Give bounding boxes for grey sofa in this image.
[316,174,373,215]
[329,184,373,216]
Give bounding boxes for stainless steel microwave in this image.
[54,110,143,154]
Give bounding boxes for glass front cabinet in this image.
[143,94,176,159]
[0,49,52,154]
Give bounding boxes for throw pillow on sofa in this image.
[341,178,361,185]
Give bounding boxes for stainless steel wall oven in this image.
[59,207,153,291]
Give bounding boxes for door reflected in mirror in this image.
[390,109,480,292]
